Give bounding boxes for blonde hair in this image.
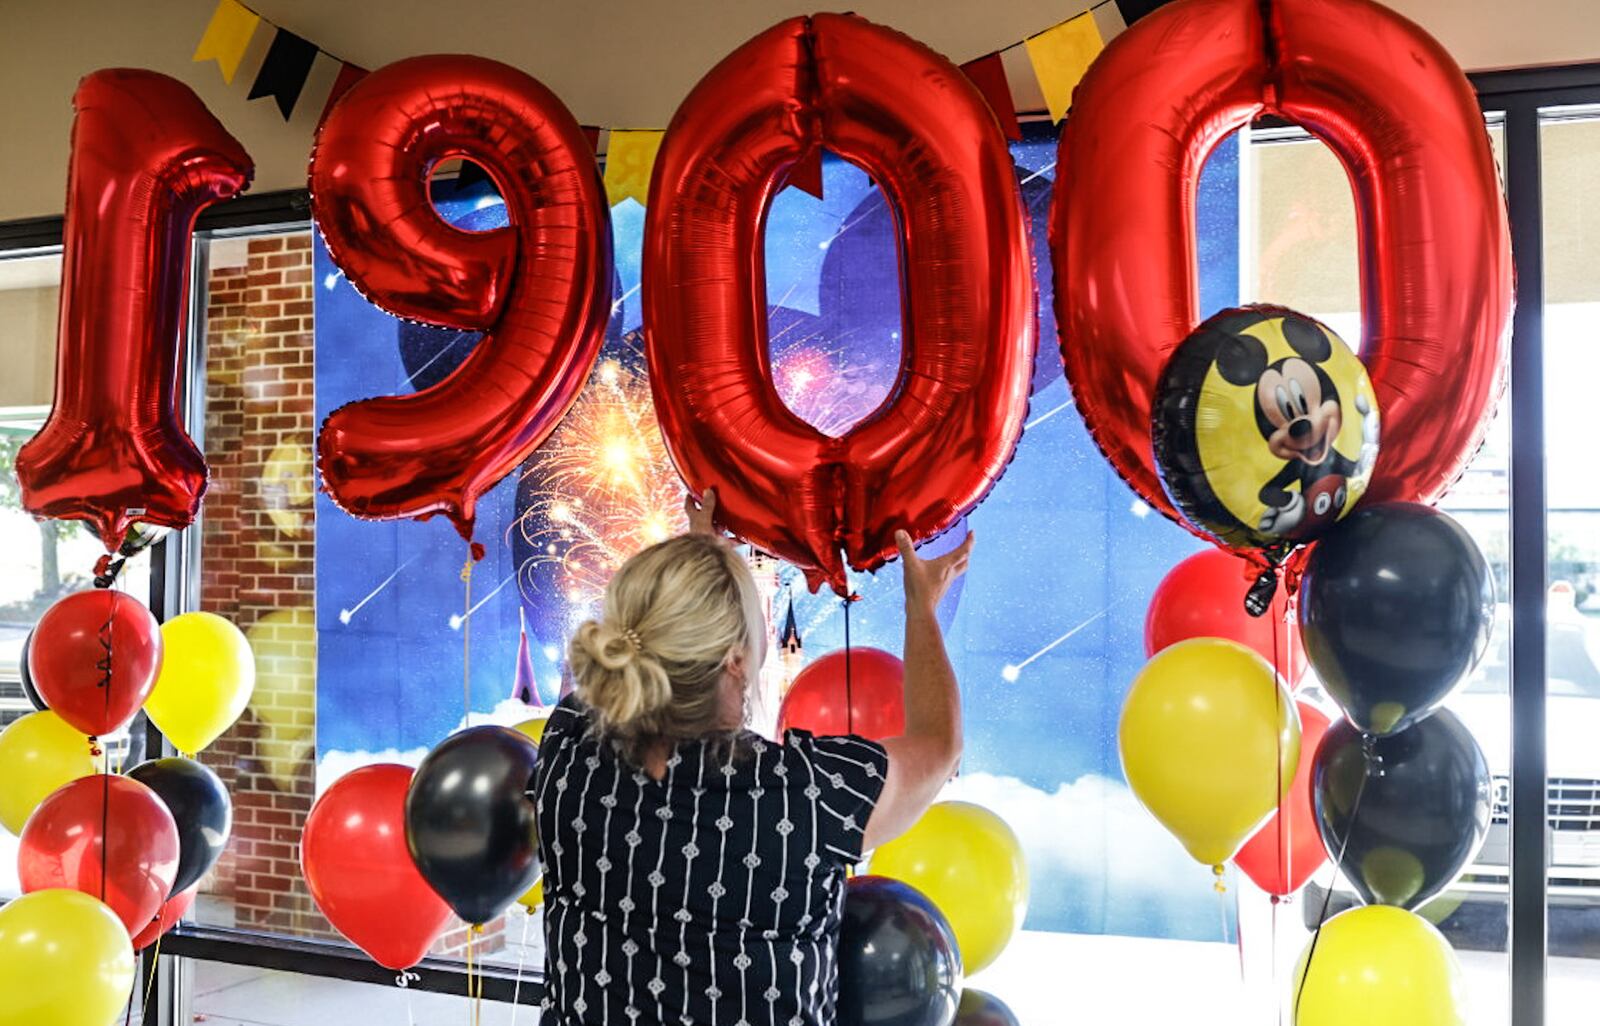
[569,534,766,764]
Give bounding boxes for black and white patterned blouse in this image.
[534,695,889,1026]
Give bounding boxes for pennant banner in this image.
[193,0,260,85]
[249,28,319,121]
[1025,13,1107,124]
[193,2,1121,199]
[602,130,665,208]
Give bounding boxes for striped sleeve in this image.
[784,730,889,864]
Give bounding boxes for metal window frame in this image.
[3,60,1600,1025]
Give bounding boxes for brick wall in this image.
[198,233,326,937]
[194,233,508,956]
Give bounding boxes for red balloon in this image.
[16,69,252,551]
[19,774,181,935]
[311,56,612,543]
[29,589,163,737]
[1233,701,1332,896]
[132,886,196,950]
[1052,0,1511,534]
[302,764,454,970]
[1145,549,1307,685]
[644,14,1035,594]
[778,648,905,740]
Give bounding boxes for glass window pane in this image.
[188,961,537,1024]
[1539,104,1600,1023]
[1244,123,1511,1026]
[0,250,152,900]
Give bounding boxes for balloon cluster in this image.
[302,720,543,970]
[0,592,251,1026]
[778,650,1029,1026]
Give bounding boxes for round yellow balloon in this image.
[514,716,551,747]
[1293,905,1465,1026]
[516,876,545,912]
[1119,637,1299,867]
[145,611,256,755]
[868,801,1027,974]
[0,889,135,1026]
[0,710,97,836]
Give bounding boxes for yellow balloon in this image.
[0,710,97,836]
[0,889,135,1026]
[868,801,1027,974]
[145,611,256,754]
[1293,905,1465,1026]
[516,876,545,912]
[514,715,551,746]
[1118,637,1299,867]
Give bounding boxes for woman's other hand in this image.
[895,529,974,614]
[685,488,722,539]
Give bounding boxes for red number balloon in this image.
[311,56,613,542]
[1052,0,1512,530]
[644,14,1035,593]
[17,70,252,551]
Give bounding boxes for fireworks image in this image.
[511,331,686,631]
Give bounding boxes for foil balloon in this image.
[1154,307,1379,554]
[1053,0,1511,532]
[16,69,252,551]
[311,55,612,542]
[644,14,1035,593]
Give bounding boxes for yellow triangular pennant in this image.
[194,0,261,85]
[1024,13,1104,124]
[602,130,665,208]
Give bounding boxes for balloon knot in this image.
[1212,864,1227,892]
[460,561,474,583]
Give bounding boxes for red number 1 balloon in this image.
[1052,0,1512,533]
[310,56,613,543]
[644,15,1035,593]
[17,70,253,551]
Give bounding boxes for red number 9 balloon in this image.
[644,14,1036,594]
[311,56,613,544]
[1052,0,1512,538]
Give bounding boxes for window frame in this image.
[1,59,1598,1026]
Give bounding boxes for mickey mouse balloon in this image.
[1153,306,1380,554]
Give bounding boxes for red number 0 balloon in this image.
[644,14,1035,593]
[311,56,613,543]
[1052,0,1512,528]
[18,70,252,551]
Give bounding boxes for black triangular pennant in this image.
[248,28,318,121]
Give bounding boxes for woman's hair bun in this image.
[570,619,673,733]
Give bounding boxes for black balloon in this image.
[19,629,46,711]
[838,876,961,1026]
[1298,502,1494,734]
[127,757,233,896]
[405,725,540,924]
[1313,709,1491,910]
[954,989,1020,1026]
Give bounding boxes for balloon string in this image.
[510,911,531,1026]
[462,557,474,727]
[1292,746,1372,1020]
[465,924,475,1026]
[842,591,854,735]
[1271,597,1286,1026]
[142,932,164,1017]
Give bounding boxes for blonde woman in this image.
[533,489,972,1026]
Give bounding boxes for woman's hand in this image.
[895,529,974,615]
[684,488,723,539]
